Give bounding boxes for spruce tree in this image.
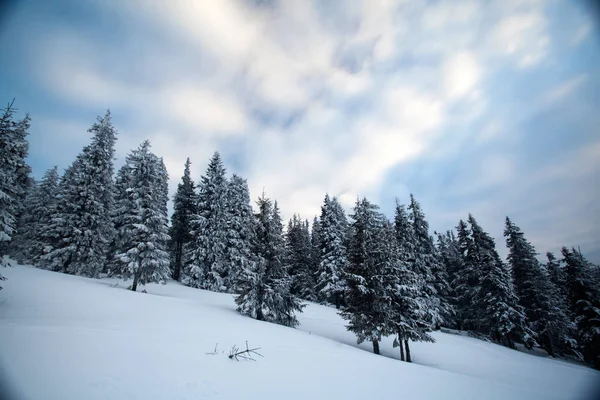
[562,247,600,368]
[0,100,31,271]
[113,141,171,291]
[225,174,257,293]
[436,230,463,329]
[408,194,451,329]
[468,214,535,348]
[168,158,197,282]
[504,217,575,356]
[316,194,348,307]
[10,166,60,264]
[188,152,229,291]
[390,204,432,361]
[42,111,117,276]
[286,215,317,301]
[235,194,303,326]
[340,197,389,354]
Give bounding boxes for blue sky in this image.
[0,0,598,262]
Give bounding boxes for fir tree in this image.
[236,194,303,327]
[340,197,389,354]
[41,111,117,277]
[224,174,257,293]
[168,158,197,282]
[504,217,575,356]
[436,230,463,329]
[408,194,451,329]
[188,152,229,291]
[316,194,348,307]
[113,141,171,292]
[9,166,60,264]
[468,214,536,349]
[0,100,32,270]
[562,247,600,368]
[389,205,432,361]
[286,215,317,301]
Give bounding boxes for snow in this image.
[1,264,599,400]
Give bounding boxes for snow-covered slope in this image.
[0,264,598,400]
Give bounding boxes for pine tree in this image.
[41,111,117,276]
[562,247,600,368]
[9,166,60,264]
[188,152,229,291]
[113,141,171,292]
[389,205,432,361]
[286,215,317,301]
[235,193,303,327]
[451,219,479,331]
[168,158,197,282]
[504,218,575,356]
[225,174,257,293]
[436,230,463,329]
[0,100,32,271]
[316,194,348,307]
[468,214,536,349]
[339,197,389,354]
[408,194,451,329]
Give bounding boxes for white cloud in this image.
[443,51,481,100]
[489,11,549,68]
[540,74,587,106]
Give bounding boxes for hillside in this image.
[1,264,598,400]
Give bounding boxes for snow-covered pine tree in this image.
[188,152,229,291]
[562,247,600,368]
[224,174,257,293]
[339,197,390,355]
[41,111,117,276]
[235,193,303,327]
[408,194,452,329]
[387,207,432,362]
[168,158,197,282]
[316,194,348,307]
[286,215,317,301]
[468,214,536,349]
[546,252,565,294]
[436,230,463,329]
[450,219,480,331]
[310,216,322,282]
[504,217,575,356]
[0,100,32,272]
[113,141,170,292]
[9,166,60,264]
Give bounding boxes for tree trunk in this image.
[404,339,411,363]
[173,241,182,282]
[131,272,139,292]
[399,333,405,361]
[373,339,380,355]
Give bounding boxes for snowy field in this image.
[1,264,599,400]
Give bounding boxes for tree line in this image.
[1,103,599,369]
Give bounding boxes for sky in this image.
[0,0,598,262]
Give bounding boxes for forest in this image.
[2,103,599,369]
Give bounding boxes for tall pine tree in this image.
[9,166,60,264]
[188,152,229,291]
[225,174,257,293]
[0,100,31,270]
[286,215,317,301]
[168,158,197,282]
[316,194,348,307]
[562,247,600,368]
[504,217,575,356]
[113,141,171,292]
[235,193,303,327]
[340,197,389,354]
[41,111,117,277]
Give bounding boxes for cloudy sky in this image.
[0,0,598,261]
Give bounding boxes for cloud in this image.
[13,0,599,261]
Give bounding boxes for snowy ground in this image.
[1,264,599,400]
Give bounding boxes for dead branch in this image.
[228,341,263,361]
[206,343,219,355]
